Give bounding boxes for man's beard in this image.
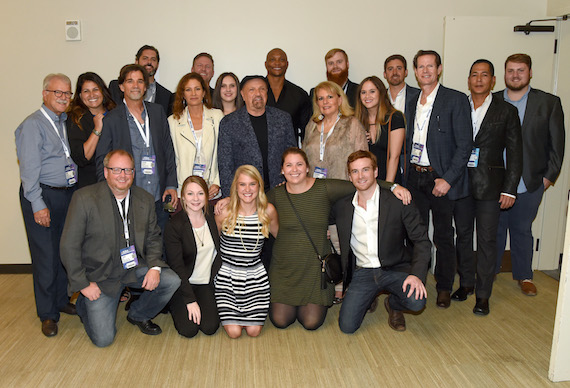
[506,79,529,91]
[327,68,349,87]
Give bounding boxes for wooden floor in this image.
[1,272,569,388]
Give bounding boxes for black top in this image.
[66,112,99,188]
[249,113,270,189]
[266,78,311,143]
[369,111,405,183]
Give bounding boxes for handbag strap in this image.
[283,187,332,261]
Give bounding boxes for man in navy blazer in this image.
[451,60,523,316]
[405,50,473,309]
[96,64,178,232]
[109,45,174,116]
[334,151,430,333]
[384,54,421,177]
[495,54,565,296]
[217,75,296,196]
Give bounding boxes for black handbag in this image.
[284,189,343,289]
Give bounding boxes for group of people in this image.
[15,44,565,347]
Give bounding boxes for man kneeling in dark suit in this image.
[60,150,180,347]
[335,151,431,333]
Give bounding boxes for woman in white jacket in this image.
[168,72,224,199]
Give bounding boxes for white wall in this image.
[0,0,548,264]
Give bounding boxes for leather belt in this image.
[40,183,75,190]
[411,164,434,173]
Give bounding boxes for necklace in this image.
[237,215,261,252]
[193,224,206,247]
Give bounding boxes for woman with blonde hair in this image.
[302,81,368,180]
[168,72,224,199]
[214,165,278,338]
[355,76,405,183]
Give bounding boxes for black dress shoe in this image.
[41,319,58,337]
[451,287,474,302]
[473,298,490,316]
[127,316,162,335]
[59,302,77,315]
[436,291,451,308]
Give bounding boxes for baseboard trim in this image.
[0,264,33,274]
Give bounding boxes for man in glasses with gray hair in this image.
[16,73,78,338]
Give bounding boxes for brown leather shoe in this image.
[518,280,537,296]
[384,296,406,331]
[436,291,451,308]
[41,319,58,337]
[367,297,379,313]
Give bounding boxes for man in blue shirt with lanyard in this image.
[96,64,178,233]
[16,73,78,337]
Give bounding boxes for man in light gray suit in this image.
[60,150,180,347]
[217,75,297,196]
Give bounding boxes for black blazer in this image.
[404,84,421,130]
[164,210,221,304]
[345,79,359,108]
[469,94,523,200]
[405,85,473,200]
[95,102,178,194]
[332,187,431,291]
[495,88,565,193]
[109,79,174,117]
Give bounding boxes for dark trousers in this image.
[20,184,75,321]
[407,169,455,292]
[454,196,500,299]
[169,284,220,338]
[496,185,544,280]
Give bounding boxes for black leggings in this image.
[269,302,328,331]
[169,284,219,338]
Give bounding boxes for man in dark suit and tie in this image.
[405,50,473,309]
[109,45,174,116]
[217,75,297,196]
[60,150,180,347]
[335,151,430,333]
[495,53,565,296]
[451,59,523,315]
[96,64,178,232]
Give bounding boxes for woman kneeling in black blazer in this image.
[164,176,221,337]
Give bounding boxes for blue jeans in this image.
[496,185,544,280]
[339,268,426,334]
[76,267,180,347]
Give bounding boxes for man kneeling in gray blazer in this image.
[60,150,180,347]
[334,151,431,333]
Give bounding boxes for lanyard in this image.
[319,115,340,161]
[187,107,205,157]
[40,107,70,159]
[124,101,150,148]
[414,105,433,134]
[116,191,131,245]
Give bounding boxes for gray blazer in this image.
[60,182,166,295]
[496,88,565,193]
[217,106,296,196]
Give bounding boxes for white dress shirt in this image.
[350,184,380,268]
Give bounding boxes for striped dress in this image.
[214,213,269,326]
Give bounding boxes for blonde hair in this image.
[222,165,271,238]
[310,81,354,123]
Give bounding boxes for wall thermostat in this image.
[65,20,81,41]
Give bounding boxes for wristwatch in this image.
[92,129,102,137]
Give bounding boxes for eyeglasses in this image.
[45,90,73,98]
[106,167,135,175]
